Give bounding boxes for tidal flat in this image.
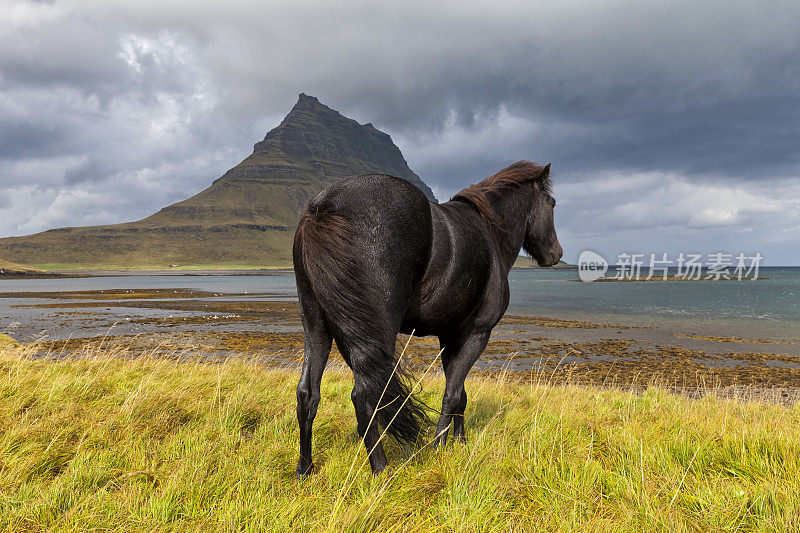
[2,276,800,396]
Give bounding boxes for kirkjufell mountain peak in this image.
[0,94,436,268]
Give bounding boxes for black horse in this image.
[293,161,562,477]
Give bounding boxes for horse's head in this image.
[523,164,563,267]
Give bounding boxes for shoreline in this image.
[2,275,798,393]
[50,268,296,276]
[1,259,577,277]
[44,266,570,276]
[3,289,798,391]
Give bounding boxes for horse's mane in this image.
[451,161,551,227]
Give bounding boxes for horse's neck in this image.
[485,188,532,272]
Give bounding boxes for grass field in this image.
[1,341,799,532]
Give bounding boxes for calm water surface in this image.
[1,267,798,341]
[507,267,800,339]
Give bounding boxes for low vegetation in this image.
[0,259,52,277]
[1,341,799,532]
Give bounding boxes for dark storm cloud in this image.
[0,120,68,159]
[62,157,111,185]
[1,0,799,262]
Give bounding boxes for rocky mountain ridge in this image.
[0,94,436,268]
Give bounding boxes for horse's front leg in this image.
[435,331,491,447]
[296,325,332,480]
[450,384,468,442]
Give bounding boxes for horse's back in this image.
[309,174,431,226]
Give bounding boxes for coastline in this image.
[3,267,798,393]
[48,268,296,277]
[40,265,567,277]
[4,256,575,277]
[3,285,798,392]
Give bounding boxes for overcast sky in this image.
[2,0,799,264]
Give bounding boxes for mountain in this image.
[0,94,436,269]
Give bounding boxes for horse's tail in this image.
[293,200,429,444]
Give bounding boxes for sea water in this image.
[1,267,798,341]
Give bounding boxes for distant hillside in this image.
[0,94,436,269]
[512,256,574,269]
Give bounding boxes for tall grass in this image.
[1,341,799,532]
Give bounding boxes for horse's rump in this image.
[293,183,431,443]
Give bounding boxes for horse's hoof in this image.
[296,463,314,480]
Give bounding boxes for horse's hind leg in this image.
[450,385,468,442]
[295,277,332,479]
[338,335,395,474]
[296,326,331,479]
[351,370,390,474]
[435,331,490,447]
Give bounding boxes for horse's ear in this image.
[538,164,551,181]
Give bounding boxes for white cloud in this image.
[554,172,800,264]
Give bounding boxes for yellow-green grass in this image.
[1,342,799,532]
[0,259,48,275]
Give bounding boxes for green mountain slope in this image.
[0,94,436,269]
